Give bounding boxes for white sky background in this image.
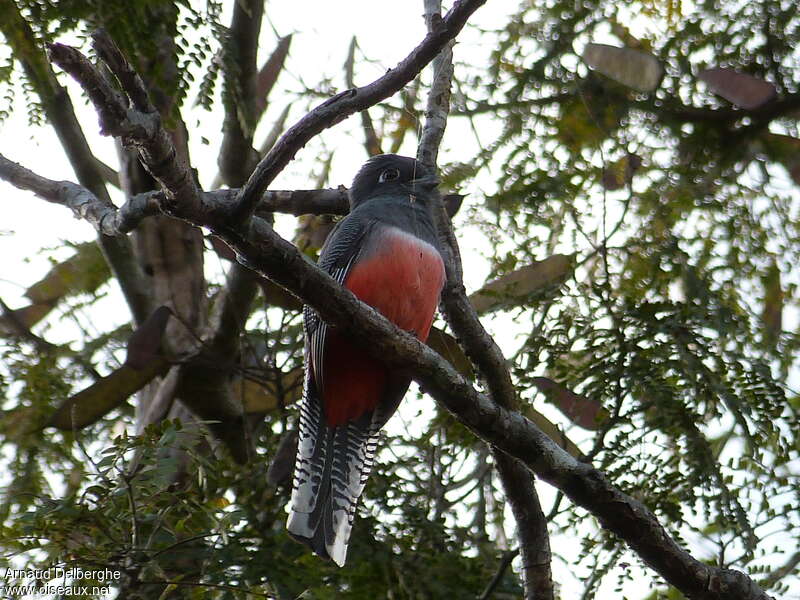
[0,1,795,598]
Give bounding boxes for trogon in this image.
[287,154,446,566]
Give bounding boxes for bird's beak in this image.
[410,174,440,191]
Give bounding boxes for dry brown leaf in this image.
[0,302,52,333]
[699,68,777,110]
[469,254,573,314]
[48,359,168,430]
[759,133,800,185]
[125,306,172,369]
[26,242,110,304]
[602,154,642,191]
[522,405,585,459]
[532,376,609,430]
[427,326,474,379]
[208,235,237,261]
[582,43,664,92]
[267,429,299,487]
[2,243,113,333]
[233,367,303,414]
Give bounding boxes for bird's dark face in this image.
[349,154,439,208]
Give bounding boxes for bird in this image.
[286,154,446,566]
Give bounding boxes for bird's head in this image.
[349,154,439,209]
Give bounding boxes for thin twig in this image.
[0,152,161,235]
[478,548,520,600]
[217,0,264,187]
[760,550,800,590]
[0,5,149,325]
[345,37,383,156]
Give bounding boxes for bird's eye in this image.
[378,168,400,183]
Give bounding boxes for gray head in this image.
[349,154,439,209]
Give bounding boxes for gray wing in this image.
[304,216,373,397]
[288,215,385,566]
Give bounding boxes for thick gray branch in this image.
[48,32,203,218]
[493,452,553,600]
[417,1,455,169]
[0,160,465,233]
[0,8,148,324]
[0,153,159,235]
[209,218,775,600]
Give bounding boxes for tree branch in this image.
[478,548,519,600]
[0,153,160,235]
[417,1,454,169]
[2,154,775,600]
[633,92,800,126]
[760,550,800,591]
[493,453,553,600]
[0,296,57,353]
[217,0,264,186]
[209,213,773,600]
[0,155,465,233]
[416,2,554,597]
[48,31,203,218]
[229,0,488,225]
[344,37,383,156]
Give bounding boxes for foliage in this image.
[443,0,800,593]
[1,0,799,598]
[0,0,224,124]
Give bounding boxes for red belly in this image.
[323,227,444,426]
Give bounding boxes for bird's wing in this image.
[304,217,372,398]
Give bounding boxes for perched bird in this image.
[287,154,445,566]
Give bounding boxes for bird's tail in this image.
[286,405,378,567]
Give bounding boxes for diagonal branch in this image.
[479,548,520,600]
[0,153,160,235]
[48,32,202,217]
[229,0,488,225]
[199,216,773,600]
[760,550,800,591]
